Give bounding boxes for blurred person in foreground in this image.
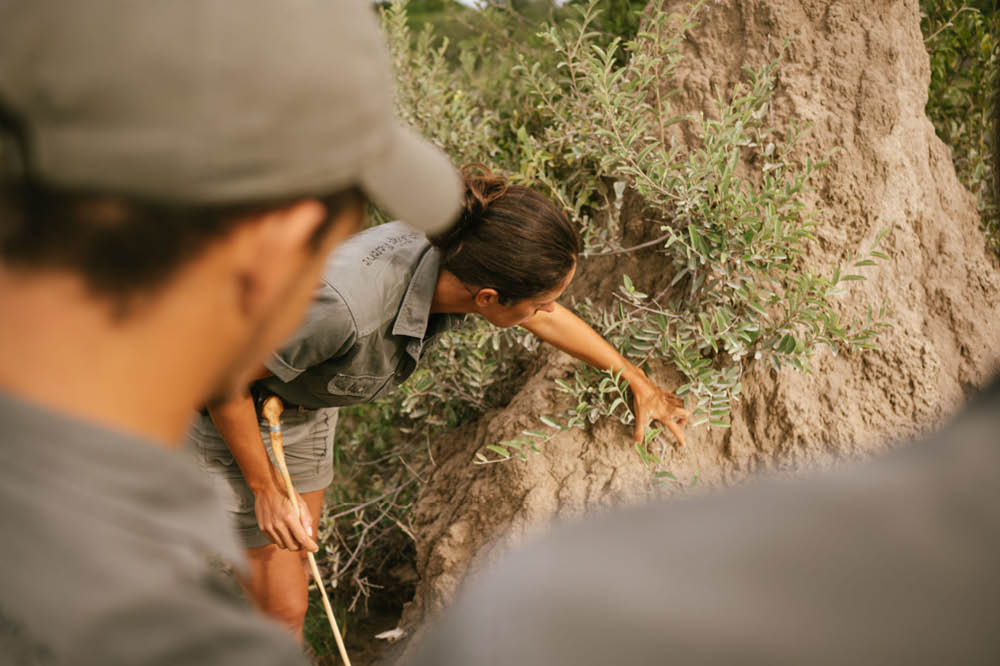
[0,1,460,664]
[406,374,1000,666]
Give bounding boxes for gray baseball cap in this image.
[0,0,461,234]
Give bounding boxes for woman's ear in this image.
[474,288,500,309]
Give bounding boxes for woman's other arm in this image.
[205,371,317,552]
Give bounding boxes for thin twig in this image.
[397,454,425,484]
[328,478,417,521]
[354,441,422,467]
[426,431,437,468]
[338,499,397,575]
[582,232,673,257]
[924,6,977,44]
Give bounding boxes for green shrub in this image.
[312,0,891,632]
[921,0,998,251]
[384,0,887,463]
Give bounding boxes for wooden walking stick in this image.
[262,396,352,666]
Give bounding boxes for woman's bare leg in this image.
[239,489,325,640]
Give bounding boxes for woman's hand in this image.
[207,390,319,551]
[252,482,317,552]
[520,304,689,446]
[630,376,689,447]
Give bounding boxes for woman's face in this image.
[476,263,576,328]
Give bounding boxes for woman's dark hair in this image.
[429,165,580,305]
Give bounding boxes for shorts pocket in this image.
[215,475,256,517]
[314,408,338,471]
[188,414,238,470]
[261,409,332,482]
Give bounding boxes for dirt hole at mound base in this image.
[307,538,417,666]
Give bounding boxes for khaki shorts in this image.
[188,406,337,549]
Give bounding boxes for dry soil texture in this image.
[398,0,1000,639]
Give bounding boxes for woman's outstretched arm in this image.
[520,303,688,446]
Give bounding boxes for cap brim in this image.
[360,125,462,235]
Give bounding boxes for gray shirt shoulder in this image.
[0,392,307,666]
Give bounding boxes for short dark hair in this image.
[0,183,362,306]
[429,165,580,305]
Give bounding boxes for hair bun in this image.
[429,163,508,252]
[462,163,508,217]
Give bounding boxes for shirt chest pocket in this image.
[326,373,392,402]
[323,340,404,402]
[325,352,417,403]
